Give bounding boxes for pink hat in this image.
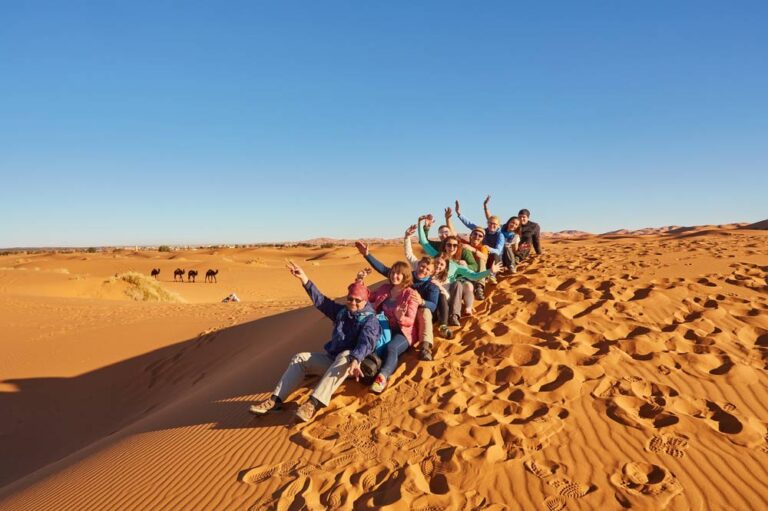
[347,281,370,301]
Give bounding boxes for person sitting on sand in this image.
[366,261,421,393]
[516,208,542,260]
[454,199,505,284]
[483,195,522,271]
[418,217,501,327]
[356,240,441,361]
[462,226,490,300]
[248,261,381,423]
[404,225,454,343]
[423,210,478,270]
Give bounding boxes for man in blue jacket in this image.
[249,261,381,423]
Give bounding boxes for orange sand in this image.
[1,226,767,510]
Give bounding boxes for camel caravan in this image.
[152,268,219,283]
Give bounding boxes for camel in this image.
[174,268,185,282]
[187,270,198,283]
[205,269,219,283]
[150,268,160,279]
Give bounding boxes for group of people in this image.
[249,197,542,423]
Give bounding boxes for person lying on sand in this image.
[356,240,441,361]
[366,261,421,393]
[248,261,381,423]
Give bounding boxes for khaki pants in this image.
[273,350,352,406]
[417,307,434,348]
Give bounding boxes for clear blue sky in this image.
[1,1,766,247]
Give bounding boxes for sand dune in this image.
[1,228,767,510]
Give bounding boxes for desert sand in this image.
[1,226,767,510]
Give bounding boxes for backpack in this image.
[360,353,382,385]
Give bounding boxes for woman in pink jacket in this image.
[368,261,421,393]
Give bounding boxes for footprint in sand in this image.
[647,433,690,458]
[611,461,683,509]
[239,460,300,484]
[543,495,567,510]
[525,459,592,499]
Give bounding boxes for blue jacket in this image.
[457,213,505,256]
[364,253,439,313]
[303,280,381,362]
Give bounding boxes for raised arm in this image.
[483,195,492,221]
[357,240,391,277]
[455,199,478,231]
[288,261,344,320]
[418,218,439,257]
[403,225,419,265]
[444,207,457,236]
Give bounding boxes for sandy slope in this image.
[1,228,767,510]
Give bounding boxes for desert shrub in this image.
[0,251,11,256]
[158,245,171,252]
[105,272,185,302]
[87,247,98,253]
[320,243,335,249]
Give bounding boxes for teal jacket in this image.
[418,223,492,283]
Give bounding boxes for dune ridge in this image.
[1,228,767,510]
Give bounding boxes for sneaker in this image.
[488,275,498,285]
[448,314,461,327]
[438,325,454,340]
[249,397,280,415]
[474,284,485,301]
[420,343,433,361]
[295,399,318,422]
[370,374,388,393]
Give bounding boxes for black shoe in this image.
[474,284,485,301]
[448,314,461,327]
[438,325,455,340]
[420,343,433,361]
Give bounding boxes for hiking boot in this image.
[488,275,498,285]
[438,325,454,340]
[370,374,388,393]
[295,399,318,422]
[448,314,461,327]
[249,397,281,415]
[420,343,433,361]
[474,284,485,301]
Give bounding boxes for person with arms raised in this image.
[248,261,381,423]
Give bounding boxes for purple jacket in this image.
[303,280,381,362]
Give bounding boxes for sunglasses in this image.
[346,296,364,304]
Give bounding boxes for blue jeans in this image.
[379,333,410,378]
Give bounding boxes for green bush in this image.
[158,245,171,252]
[87,247,98,253]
